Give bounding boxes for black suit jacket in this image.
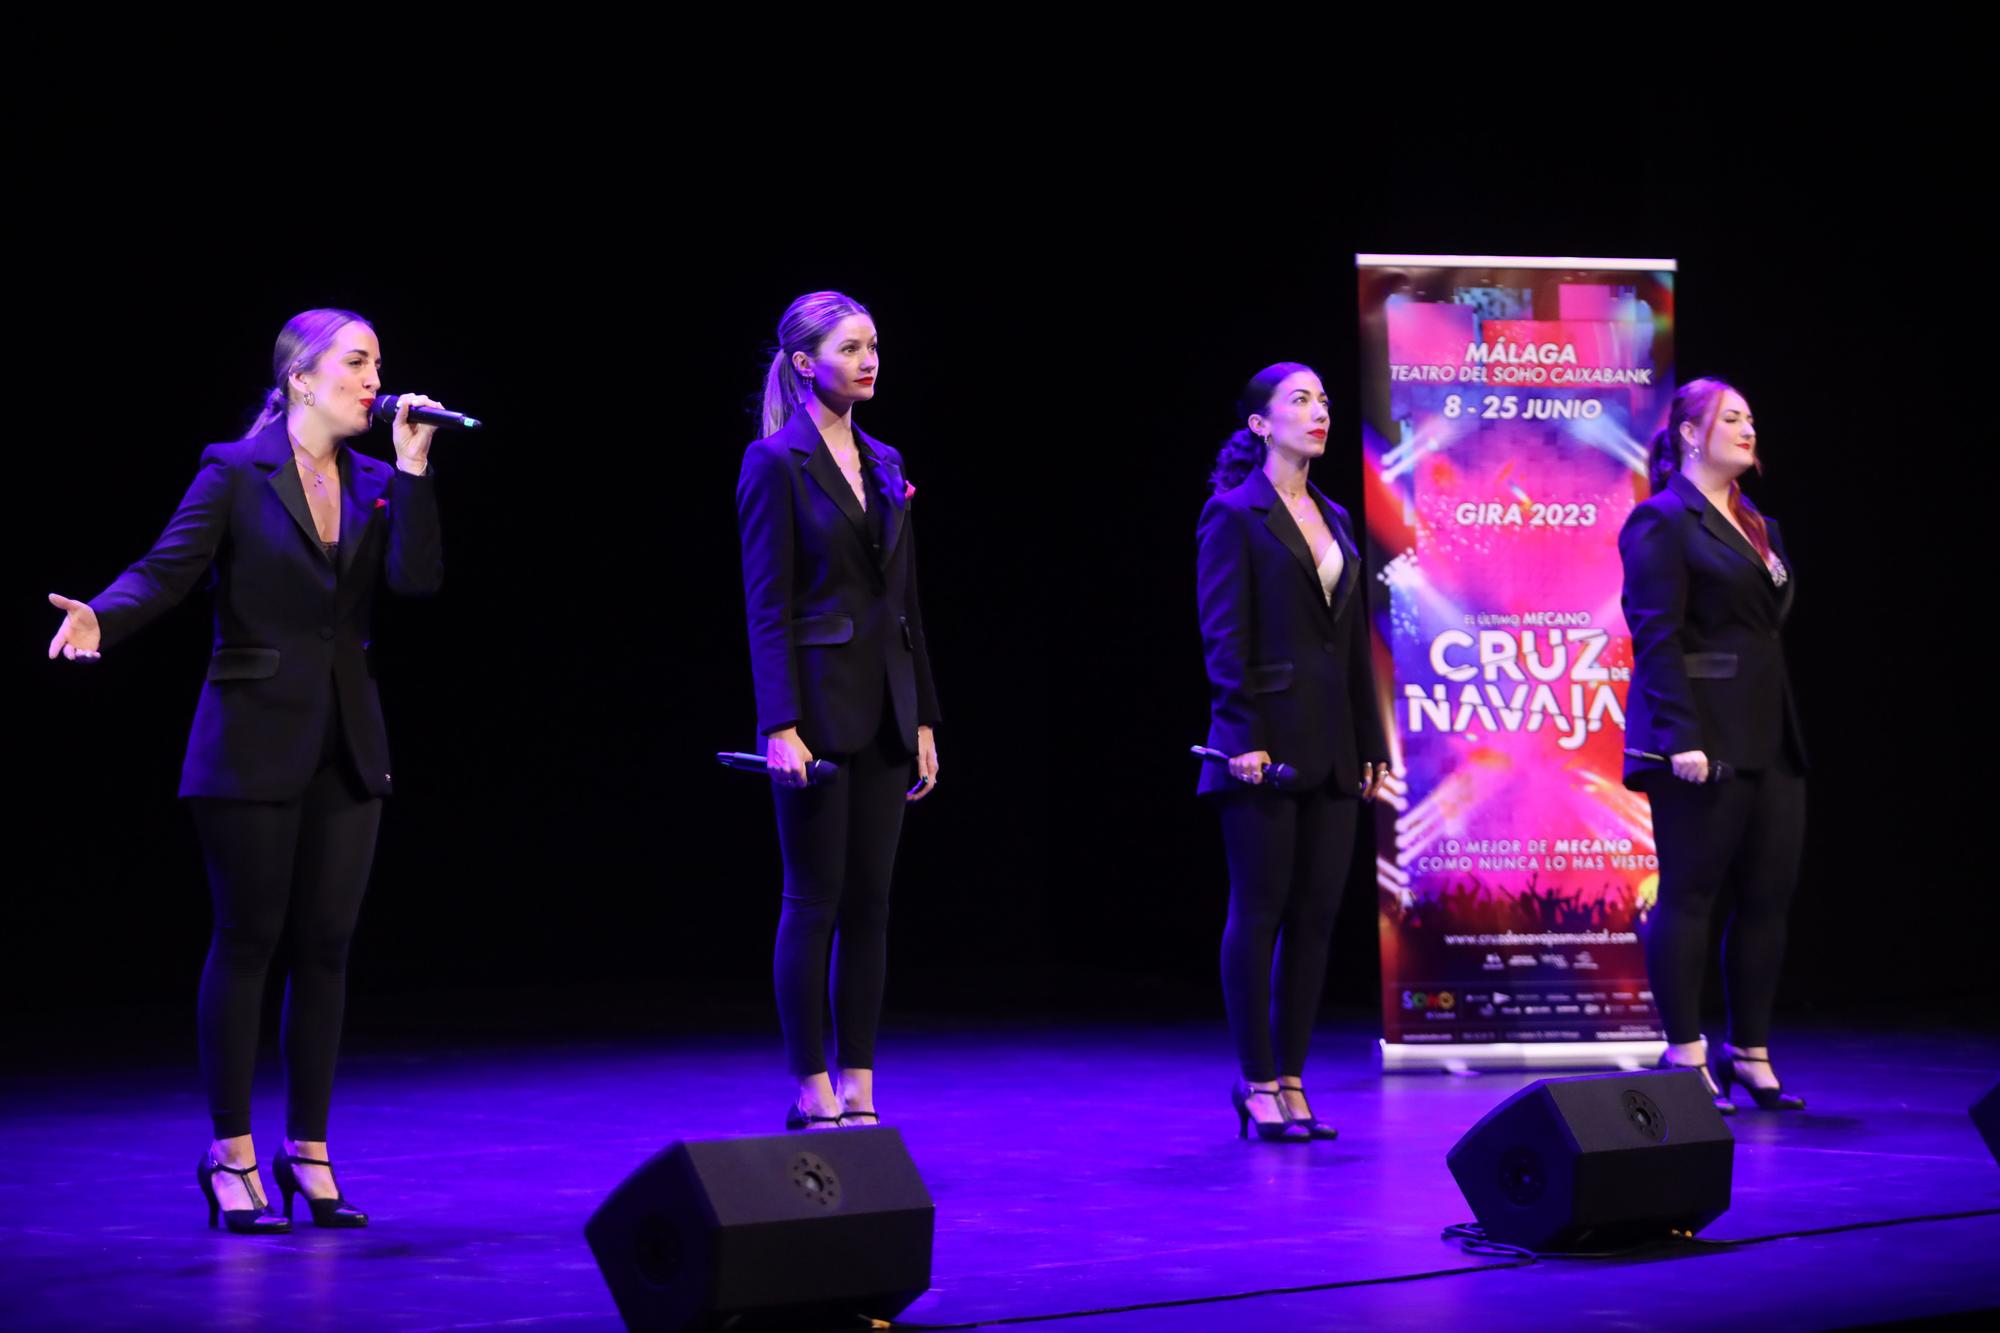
[1618,471,1806,788]
[737,410,941,757]
[90,417,443,800]
[1195,468,1388,797]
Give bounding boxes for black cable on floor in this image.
[877,1258,1536,1330]
[876,1206,2000,1329]
[1441,1206,2000,1261]
[1687,1206,2000,1249]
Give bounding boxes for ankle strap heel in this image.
[273,1150,369,1228]
[1657,1052,1738,1115]
[196,1155,291,1235]
[1715,1048,1807,1111]
[1276,1083,1339,1140]
[785,1104,842,1132]
[1231,1082,1310,1143]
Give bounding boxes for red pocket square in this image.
[373,498,389,509]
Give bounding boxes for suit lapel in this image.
[803,439,868,532]
[1248,469,1329,612]
[252,420,325,557]
[338,451,389,581]
[1670,472,1765,576]
[859,429,906,569]
[1768,518,1796,621]
[1318,486,1362,623]
[786,413,877,563]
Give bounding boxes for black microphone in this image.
[1191,745,1298,786]
[371,394,483,430]
[1623,749,1734,782]
[716,751,840,786]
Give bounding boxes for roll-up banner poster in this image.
[1357,254,1676,1072]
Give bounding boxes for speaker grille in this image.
[1621,1089,1667,1142]
[790,1152,843,1209]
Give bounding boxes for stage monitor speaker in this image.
[1446,1068,1734,1252]
[1973,1081,2000,1163]
[585,1127,934,1332]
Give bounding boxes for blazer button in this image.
[319,626,335,640]
[1322,642,1337,655]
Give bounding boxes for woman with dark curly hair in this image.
[1195,362,1388,1142]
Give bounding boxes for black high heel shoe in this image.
[273,1150,369,1228]
[836,1109,880,1128]
[196,1154,291,1235]
[785,1103,842,1131]
[1232,1082,1310,1142]
[1277,1083,1339,1140]
[1716,1047,1806,1111]
[1656,1052,1737,1115]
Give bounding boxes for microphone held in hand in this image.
[371,394,483,430]
[1623,749,1734,782]
[1191,745,1298,786]
[716,751,840,785]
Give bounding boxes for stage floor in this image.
[3,1019,1996,1330]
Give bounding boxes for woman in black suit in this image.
[1196,362,1388,1142]
[47,309,446,1230]
[1621,376,1807,1112]
[737,290,941,1132]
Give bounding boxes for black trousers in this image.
[1214,782,1360,1083]
[1640,763,1806,1048]
[189,750,380,1141]
[771,716,912,1077]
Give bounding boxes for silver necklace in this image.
[292,448,337,492]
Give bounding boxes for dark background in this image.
[8,96,1983,1059]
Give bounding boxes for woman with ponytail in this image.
[1620,377,1809,1112]
[47,310,448,1231]
[1195,363,1388,1142]
[737,291,941,1131]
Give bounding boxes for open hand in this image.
[47,594,101,662]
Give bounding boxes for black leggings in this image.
[189,759,381,1140]
[1215,783,1360,1083]
[1641,765,1806,1048]
[771,721,912,1077]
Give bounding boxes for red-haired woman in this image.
[1621,377,1808,1112]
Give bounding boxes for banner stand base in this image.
[1379,1039,1666,1074]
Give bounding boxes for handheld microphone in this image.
[1191,745,1298,786]
[1623,749,1734,782]
[716,751,840,786]
[371,394,483,430]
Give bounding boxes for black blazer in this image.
[1618,471,1806,788]
[1195,468,1388,797]
[90,417,443,800]
[737,410,941,757]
